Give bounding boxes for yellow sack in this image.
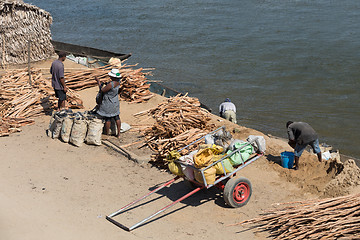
[194,166,216,185]
[199,144,224,155]
[194,148,214,168]
[166,150,184,176]
[166,150,181,161]
[213,155,235,175]
[168,161,184,176]
[210,145,224,155]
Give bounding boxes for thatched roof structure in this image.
[0,0,54,66]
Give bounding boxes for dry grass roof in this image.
[0,1,54,66]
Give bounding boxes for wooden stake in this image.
[27,41,32,86]
[1,29,6,69]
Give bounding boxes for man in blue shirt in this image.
[50,51,68,110]
[219,98,237,124]
[286,121,322,170]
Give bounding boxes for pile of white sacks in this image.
[47,109,130,147]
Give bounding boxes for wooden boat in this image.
[51,40,131,62]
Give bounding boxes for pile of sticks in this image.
[0,117,33,137]
[64,63,154,103]
[138,94,215,165]
[235,193,360,239]
[0,68,83,136]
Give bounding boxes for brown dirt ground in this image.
[1,57,359,240]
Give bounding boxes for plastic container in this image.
[280,151,295,169]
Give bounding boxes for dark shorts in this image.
[103,115,120,122]
[54,89,66,101]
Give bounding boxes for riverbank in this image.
[1,58,359,239]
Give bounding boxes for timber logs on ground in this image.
[137,94,215,167]
[234,193,360,240]
[64,63,154,103]
[0,68,83,137]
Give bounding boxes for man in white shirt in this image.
[219,98,237,124]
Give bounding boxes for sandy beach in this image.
[1,58,359,240]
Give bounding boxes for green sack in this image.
[213,155,235,175]
[227,142,253,166]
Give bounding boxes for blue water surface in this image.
[28,0,360,158]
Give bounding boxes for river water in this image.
[28,0,360,159]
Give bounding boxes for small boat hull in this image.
[51,40,131,62]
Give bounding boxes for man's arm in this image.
[60,77,67,92]
[219,103,223,116]
[287,127,295,141]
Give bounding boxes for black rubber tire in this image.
[223,177,252,208]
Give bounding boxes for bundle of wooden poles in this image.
[137,94,215,166]
[0,63,154,137]
[0,68,83,137]
[235,193,360,239]
[64,63,154,103]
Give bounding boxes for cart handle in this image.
[108,176,180,219]
[106,178,203,231]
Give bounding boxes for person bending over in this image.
[286,121,322,170]
[219,98,237,124]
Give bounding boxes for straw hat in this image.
[108,68,121,78]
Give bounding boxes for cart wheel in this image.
[223,177,252,208]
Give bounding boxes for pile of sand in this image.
[272,153,360,197]
[323,159,360,197]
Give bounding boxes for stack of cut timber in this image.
[0,117,33,137]
[64,63,154,103]
[0,68,83,137]
[235,193,360,240]
[138,94,215,166]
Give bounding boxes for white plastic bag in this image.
[247,135,266,153]
[178,150,198,180]
[107,120,131,135]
